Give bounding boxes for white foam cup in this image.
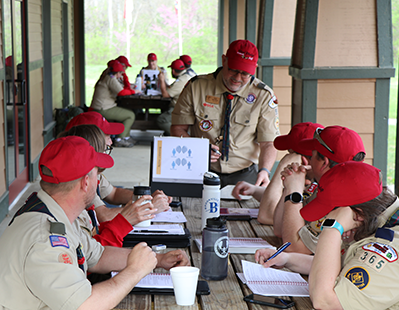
[170,266,199,306]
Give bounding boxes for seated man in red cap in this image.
[139,52,169,88]
[277,125,366,254]
[179,54,197,77]
[157,59,196,135]
[65,111,172,223]
[90,60,135,147]
[255,161,399,310]
[232,122,323,225]
[0,136,189,309]
[171,40,280,188]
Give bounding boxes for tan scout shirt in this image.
[92,174,114,209]
[167,69,194,108]
[334,199,399,310]
[0,189,104,310]
[90,74,123,111]
[172,68,280,174]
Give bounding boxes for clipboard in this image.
[122,228,192,248]
[149,136,210,197]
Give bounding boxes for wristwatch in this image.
[284,192,303,204]
[321,219,344,235]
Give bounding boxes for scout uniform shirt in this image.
[91,74,123,111]
[172,68,280,174]
[0,189,104,310]
[92,173,114,209]
[334,198,399,310]
[167,69,194,108]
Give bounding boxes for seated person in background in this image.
[65,111,172,223]
[157,59,195,136]
[0,136,174,309]
[255,161,399,310]
[116,55,133,91]
[90,60,135,148]
[179,54,197,77]
[232,122,322,225]
[277,125,366,254]
[139,52,169,87]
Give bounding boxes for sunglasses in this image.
[104,145,113,155]
[314,128,334,154]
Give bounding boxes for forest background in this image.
[85,0,399,185]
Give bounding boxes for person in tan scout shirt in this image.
[171,40,280,188]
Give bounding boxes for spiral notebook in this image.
[238,260,309,297]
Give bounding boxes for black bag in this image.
[54,105,85,137]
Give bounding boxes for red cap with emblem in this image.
[65,111,124,135]
[168,59,185,71]
[116,55,131,67]
[147,53,157,61]
[179,55,192,67]
[226,40,258,75]
[300,161,382,222]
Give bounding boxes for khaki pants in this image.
[94,106,135,138]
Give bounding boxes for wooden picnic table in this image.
[113,197,313,310]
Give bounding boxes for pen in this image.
[134,230,169,233]
[264,242,291,262]
[211,148,221,156]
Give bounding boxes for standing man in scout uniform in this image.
[157,59,196,135]
[171,40,280,187]
[0,136,187,309]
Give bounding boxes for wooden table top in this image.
[113,197,313,310]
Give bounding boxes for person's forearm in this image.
[284,252,313,274]
[95,205,122,223]
[170,125,190,137]
[159,80,170,98]
[258,141,277,172]
[105,188,133,205]
[89,247,131,274]
[257,171,284,224]
[309,229,343,310]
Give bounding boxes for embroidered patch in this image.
[205,95,220,105]
[199,120,213,132]
[49,235,69,248]
[274,117,279,129]
[358,250,387,272]
[58,252,73,264]
[203,102,214,108]
[345,267,370,290]
[268,95,278,109]
[362,242,398,262]
[245,93,256,104]
[305,218,325,237]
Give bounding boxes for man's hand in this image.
[280,162,310,193]
[255,170,270,187]
[126,242,157,278]
[156,250,190,270]
[232,181,256,200]
[151,190,172,213]
[120,195,157,226]
[210,144,221,162]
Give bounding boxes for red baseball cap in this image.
[116,55,132,67]
[300,161,382,222]
[65,111,124,135]
[168,59,185,71]
[148,53,157,61]
[226,40,258,75]
[179,55,192,67]
[39,136,114,184]
[108,60,125,73]
[273,122,324,156]
[299,126,365,163]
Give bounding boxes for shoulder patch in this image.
[344,267,370,290]
[362,242,398,262]
[49,235,69,248]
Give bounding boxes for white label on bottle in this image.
[214,236,229,258]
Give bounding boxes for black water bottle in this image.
[201,217,229,281]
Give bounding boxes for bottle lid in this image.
[134,186,151,195]
[203,171,220,186]
[206,216,226,228]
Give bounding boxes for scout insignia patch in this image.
[362,242,398,262]
[345,267,369,290]
[58,252,73,264]
[268,95,278,109]
[275,117,279,129]
[49,235,69,248]
[199,120,213,132]
[245,93,256,104]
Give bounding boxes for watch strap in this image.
[258,167,271,175]
[321,220,344,235]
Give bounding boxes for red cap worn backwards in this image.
[179,55,192,67]
[116,55,132,67]
[108,60,125,73]
[147,53,157,61]
[226,40,259,75]
[300,161,382,222]
[168,59,185,71]
[65,111,124,135]
[273,122,324,156]
[299,125,365,163]
[39,136,114,184]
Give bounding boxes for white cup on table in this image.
[170,266,199,306]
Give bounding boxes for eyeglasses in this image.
[104,145,113,155]
[227,67,251,78]
[313,127,334,154]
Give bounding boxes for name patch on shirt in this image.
[345,267,370,290]
[49,235,69,248]
[205,95,220,105]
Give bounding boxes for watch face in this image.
[291,192,303,203]
[323,219,335,227]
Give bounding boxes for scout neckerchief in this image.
[221,92,235,161]
[10,192,86,273]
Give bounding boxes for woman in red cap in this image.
[90,60,136,147]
